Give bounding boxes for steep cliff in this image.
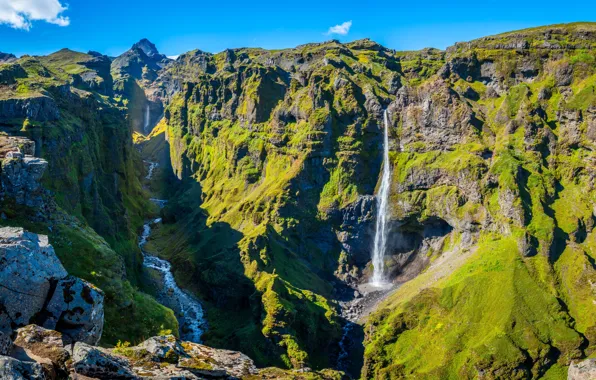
[144,22,596,377]
[2,21,596,379]
[0,50,178,345]
[363,22,596,379]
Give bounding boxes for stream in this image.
[140,161,206,343]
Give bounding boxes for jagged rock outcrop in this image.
[41,276,104,345]
[0,227,104,345]
[0,63,27,85]
[72,342,137,379]
[0,153,48,209]
[0,96,59,122]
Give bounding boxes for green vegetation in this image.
[2,21,596,378]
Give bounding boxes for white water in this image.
[144,104,151,133]
[140,162,206,342]
[144,160,159,180]
[140,216,206,343]
[371,110,391,287]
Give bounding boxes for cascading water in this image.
[371,110,391,286]
[140,161,206,342]
[144,160,158,180]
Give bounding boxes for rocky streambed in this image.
[336,282,399,376]
[140,161,206,343]
[140,215,206,342]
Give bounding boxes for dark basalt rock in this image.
[0,96,60,122]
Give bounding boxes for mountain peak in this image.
[0,52,16,64]
[132,38,160,57]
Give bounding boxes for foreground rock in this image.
[12,325,70,379]
[0,227,104,345]
[0,356,45,380]
[568,359,596,380]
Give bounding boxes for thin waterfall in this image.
[371,110,391,286]
[144,104,150,133]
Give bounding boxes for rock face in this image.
[0,227,67,332]
[0,96,59,122]
[568,359,596,380]
[0,227,104,345]
[0,154,48,208]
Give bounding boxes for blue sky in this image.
[0,0,593,57]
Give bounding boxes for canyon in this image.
[1,22,596,379]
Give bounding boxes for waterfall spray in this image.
[371,110,391,286]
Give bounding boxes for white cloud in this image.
[0,0,70,30]
[326,20,352,36]
[167,55,180,60]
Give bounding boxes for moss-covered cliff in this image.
[146,22,596,377]
[2,21,596,378]
[363,22,596,379]
[0,50,178,345]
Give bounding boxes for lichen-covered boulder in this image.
[0,355,46,380]
[180,341,258,378]
[137,335,184,363]
[0,227,67,333]
[42,276,104,345]
[72,342,136,379]
[13,325,70,378]
[0,227,104,347]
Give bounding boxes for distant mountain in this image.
[0,52,16,64]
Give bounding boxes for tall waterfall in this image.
[144,104,150,133]
[371,110,391,286]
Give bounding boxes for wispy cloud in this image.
[326,20,352,36]
[0,0,70,30]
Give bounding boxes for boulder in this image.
[0,228,104,346]
[568,359,596,380]
[12,325,70,379]
[180,341,258,378]
[14,325,70,372]
[136,335,184,363]
[0,227,67,333]
[42,276,104,345]
[72,342,136,379]
[0,355,46,380]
